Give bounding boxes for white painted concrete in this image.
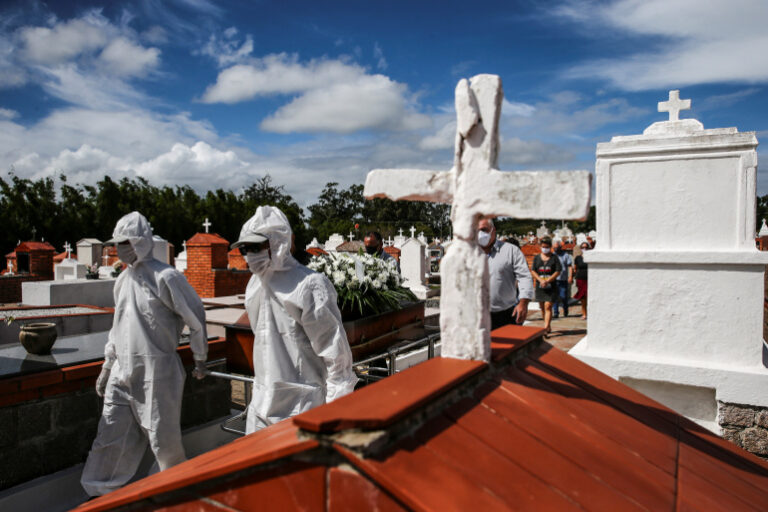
[23,279,116,308]
[571,90,768,431]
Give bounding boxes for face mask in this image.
[477,230,491,247]
[245,250,271,276]
[365,245,379,255]
[117,244,137,265]
[541,247,551,255]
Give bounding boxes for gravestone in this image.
[536,221,550,239]
[324,233,345,253]
[759,219,768,237]
[570,90,768,434]
[400,238,429,299]
[364,74,590,361]
[76,239,102,266]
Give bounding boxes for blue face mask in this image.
[541,247,551,255]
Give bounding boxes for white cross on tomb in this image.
[63,241,72,259]
[364,74,591,361]
[658,90,691,122]
[202,218,212,233]
[347,232,354,242]
[409,226,416,238]
[398,228,404,237]
[102,252,110,265]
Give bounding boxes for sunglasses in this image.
[238,242,269,255]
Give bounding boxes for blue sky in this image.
[1,0,767,207]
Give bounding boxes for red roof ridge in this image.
[187,232,229,246]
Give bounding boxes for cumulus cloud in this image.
[99,37,160,77]
[557,0,768,90]
[202,53,429,133]
[0,108,18,119]
[19,17,108,64]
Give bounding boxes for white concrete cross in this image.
[102,252,110,266]
[63,241,72,259]
[409,226,416,238]
[364,74,591,361]
[182,240,187,252]
[386,236,394,245]
[347,232,354,242]
[658,90,691,122]
[398,228,404,237]
[203,218,212,233]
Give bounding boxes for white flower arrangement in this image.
[308,252,415,317]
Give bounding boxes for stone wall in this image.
[718,402,768,460]
[184,233,250,298]
[0,340,230,491]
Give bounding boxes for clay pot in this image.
[19,322,58,355]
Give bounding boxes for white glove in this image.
[192,359,208,380]
[96,367,111,397]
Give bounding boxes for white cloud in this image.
[99,37,160,77]
[19,17,107,64]
[0,108,18,120]
[419,120,455,150]
[373,42,387,70]
[198,29,254,67]
[134,141,249,185]
[203,53,429,134]
[558,0,768,90]
[502,99,535,117]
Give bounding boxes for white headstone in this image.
[175,250,187,272]
[536,221,550,239]
[588,229,597,240]
[55,258,87,280]
[570,90,768,433]
[324,233,345,253]
[306,237,322,250]
[759,219,768,237]
[364,74,591,361]
[77,238,103,266]
[400,238,429,298]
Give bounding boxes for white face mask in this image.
[117,243,138,265]
[477,230,492,247]
[541,247,551,255]
[245,250,271,276]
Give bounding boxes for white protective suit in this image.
[239,206,357,433]
[81,212,208,496]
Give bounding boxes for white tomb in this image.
[76,238,103,266]
[393,228,408,249]
[365,74,590,361]
[570,90,768,432]
[400,238,430,299]
[55,258,87,280]
[324,233,345,253]
[536,221,550,239]
[306,237,323,250]
[759,219,768,237]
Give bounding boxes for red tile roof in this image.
[15,241,56,252]
[306,246,328,256]
[186,233,229,246]
[75,325,768,512]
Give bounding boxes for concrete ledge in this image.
[22,279,117,308]
[584,250,768,265]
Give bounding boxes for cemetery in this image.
[0,7,767,505]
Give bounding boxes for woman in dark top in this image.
[531,237,562,334]
[573,242,590,319]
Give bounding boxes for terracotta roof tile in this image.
[186,233,229,246]
[293,357,486,433]
[73,325,768,511]
[15,241,56,252]
[306,246,328,256]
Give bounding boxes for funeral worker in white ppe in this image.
[234,205,357,434]
[81,211,209,497]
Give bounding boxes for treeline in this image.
[0,173,602,257]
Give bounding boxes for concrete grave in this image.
[54,258,87,281]
[76,239,102,266]
[365,74,590,361]
[400,238,430,299]
[324,233,345,253]
[571,90,768,434]
[23,278,116,308]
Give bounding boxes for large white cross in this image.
[658,90,690,122]
[203,218,212,233]
[364,74,591,361]
[63,241,72,259]
[347,232,354,242]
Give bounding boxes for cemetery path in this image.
[525,309,587,352]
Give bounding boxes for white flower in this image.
[372,278,382,289]
[332,271,346,286]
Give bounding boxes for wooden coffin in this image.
[224,301,425,375]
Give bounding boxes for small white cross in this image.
[386,236,394,245]
[409,226,416,238]
[182,240,187,252]
[658,90,691,122]
[102,253,110,265]
[398,228,404,237]
[63,241,72,259]
[203,218,212,233]
[347,232,354,242]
